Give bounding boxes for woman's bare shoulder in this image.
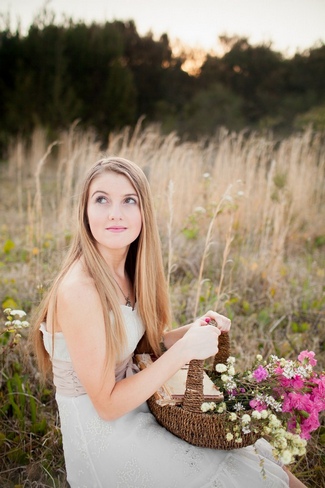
[58,260,100,312]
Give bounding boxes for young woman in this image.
[33,157,306,487]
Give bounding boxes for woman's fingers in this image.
[200,310,231,332]
[183,321,221,360]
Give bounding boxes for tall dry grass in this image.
[0,123,324,486]
[2,123,325,351]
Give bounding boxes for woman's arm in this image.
[163,311,231,349]
[56,280,222,421]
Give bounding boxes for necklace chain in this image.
[112,276,132,307]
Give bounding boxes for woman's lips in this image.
[106,226,126,232]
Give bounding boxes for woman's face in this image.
[87,171,142,257]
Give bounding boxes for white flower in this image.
[280,450,293,465]
[241,414,251,424]
[228,366,235,376]
[12,320,22,328]
[252,411,261,420]
[269,415,281,428]
[203,172,210,179]
[217,402,226,413]
[226,433,234,441]
[260,410,269,419]
[227,356,236,365]
[221,374,229,382]
[10,310,26,318]
[233,402,245,412]
[201,402,212,413]
[277,428,287,437]
[229,412,237,421]
[225,379,237,391]
[256,354,263,361]
[215,363,228,373]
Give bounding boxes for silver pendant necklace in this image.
[112,276,132,307]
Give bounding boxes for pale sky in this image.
[2,0,325,56]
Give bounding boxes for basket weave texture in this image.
[147,332,260,449]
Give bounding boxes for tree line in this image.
[0,12,325,154]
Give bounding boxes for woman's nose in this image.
[108,203,122,220]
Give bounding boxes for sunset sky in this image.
[3,0,325,56]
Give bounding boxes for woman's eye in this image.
[95,196,108,204]
[125,197,137,204]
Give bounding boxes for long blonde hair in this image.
[32,157,171,376]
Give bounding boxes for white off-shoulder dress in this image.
[40,306,289,488]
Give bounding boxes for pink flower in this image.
[279,375,305,390]
[300,411,320,439]
[298,350,317,367]
[311,376,325,397]
[253,365,269,383]
[249,399,267,411]
[282,392,314,414]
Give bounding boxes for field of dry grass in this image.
[0,123,324,486]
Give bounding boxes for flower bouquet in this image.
[202,350,325,465]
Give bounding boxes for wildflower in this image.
[1,307,30,352]
[249,399,267,412]
[227,356,236,365]
[220,374,230,383]
[201,402,215,413]
[9,309,27,318]
[200,348,325,465]
[229,413,237,421]
[253,365,269,382]
[279,450,293,465]
[12,320,22,328]
[298,350,317,367]
[215,363,228,373]
[233,402,245,412]
[217,402,226,413]
[241,414,251,424]
[228,366,235,376]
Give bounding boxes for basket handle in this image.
[182,331,230,413]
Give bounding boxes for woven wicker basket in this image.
[146,332,260,449]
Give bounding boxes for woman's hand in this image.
[198,310,231,333]
[163,310,231,351]
[179,318,221,362]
